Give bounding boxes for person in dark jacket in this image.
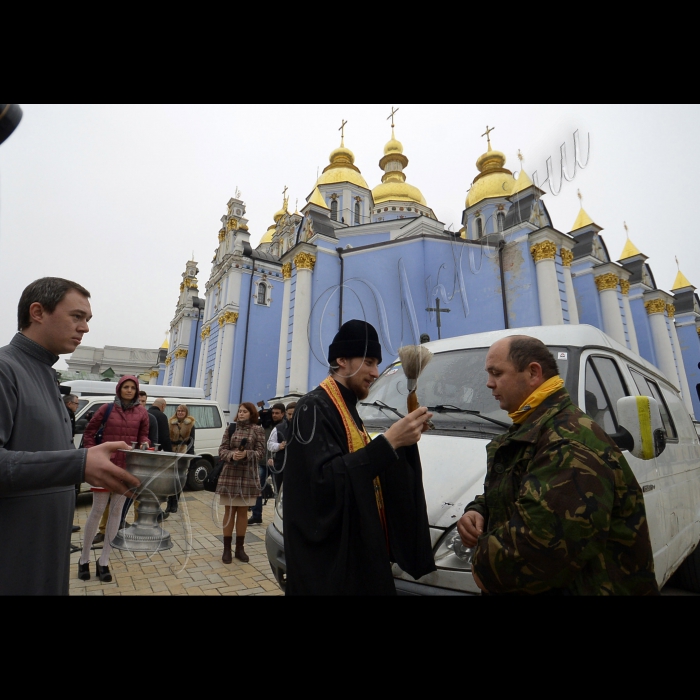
[78,375,150,583]
[148,398,172,452]
[248,403,285,525]
[0,277,138,595]
[283,320,436,595]
[457,335,658,596]
[139,390,158,445]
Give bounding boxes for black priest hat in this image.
[328,319,382,365]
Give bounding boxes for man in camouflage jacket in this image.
[457,335,659,596]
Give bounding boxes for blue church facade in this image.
[153,124,700,421]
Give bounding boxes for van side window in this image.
[629,369,678,440]
[585,357,627,434]
[186,405,222,429]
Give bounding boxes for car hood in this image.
[371,431,489,530]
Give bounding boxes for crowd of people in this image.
[0,276,660,596]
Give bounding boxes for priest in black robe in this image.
[284,320,436,595]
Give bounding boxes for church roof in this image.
[510,168,533,196]
[308,186,329,209]
[672,268,693,290]
[160,337,169,349]
[571,206,595,232]
[619,237,642,260]
[251,249,280,263]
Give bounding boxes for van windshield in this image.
[359,346,572,434]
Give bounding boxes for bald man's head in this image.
[153,398,167,410]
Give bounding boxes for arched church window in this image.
[354,201,361,225]
[475,217,483,238]
[497,211,505,232]
[257,283,267,305]
[331,199,338,221]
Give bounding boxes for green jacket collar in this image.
[500,387,573,445]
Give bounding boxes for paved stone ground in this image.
[69,491,282,596]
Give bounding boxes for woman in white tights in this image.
[78,375,150,582]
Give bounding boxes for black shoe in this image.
[78,561,90,581]
[157,510,169,522]
[96,562,112,583]
[92,533,105,545]
[248,516,262,525]
[72,524,80,533]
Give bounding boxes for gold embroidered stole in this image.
[320,378,388,547]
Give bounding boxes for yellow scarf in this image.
[320,378,388,546]
[508,376,565,425]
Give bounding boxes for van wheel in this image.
[674,542,700,593]
[187,459,211,491]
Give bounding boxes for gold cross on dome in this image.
[577,189,583,206]
[387,106,399,128]
[282,185,288,200]
[481,125,495,150]
[624,220,629,237]
[517,149,524,164]
[339,119,348,139]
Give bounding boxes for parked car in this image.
[265,324,700,594]
[67,390,226,492]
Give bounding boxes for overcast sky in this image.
[1,104,697,370]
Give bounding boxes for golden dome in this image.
[372,127,427,206]
[466,147,515,207]
[273,198,289,223]
[384,128,403,156]
[373,180,427,205]
[317,138,369,190]
[260,224,276,244]
[160,337,169,350]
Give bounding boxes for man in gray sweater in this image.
[0,277,140,595]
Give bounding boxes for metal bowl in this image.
[118,449,197,498]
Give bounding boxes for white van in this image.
[67,390,227,491]
[265,324,700,594]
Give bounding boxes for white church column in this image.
[595,272,626,346]
[276,262,292,396]
[560,247,579,324]
[214,312,238,413]
[173,349,187,386]
[530,240,564,325]
[619,280,639,355]
[289,252,316,395]
[196,324,211,387]
[149,369,159,386]
[667,304,693,412]
[164,356,172,385]
[645,297,680,390]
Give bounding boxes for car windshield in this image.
[358,346,572,434]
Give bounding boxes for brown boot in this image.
[234,535,249,563]
[222,536,233,564]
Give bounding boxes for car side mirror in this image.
[75,418,88,434]
[615,396,667,459]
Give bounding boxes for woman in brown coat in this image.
[166,404,196,514]
[216,402,265,563]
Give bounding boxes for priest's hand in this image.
[457,510,484,548]
[84,442,140,496]
[384,406,433,449]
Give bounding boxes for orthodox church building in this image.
[153,122,700,421]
